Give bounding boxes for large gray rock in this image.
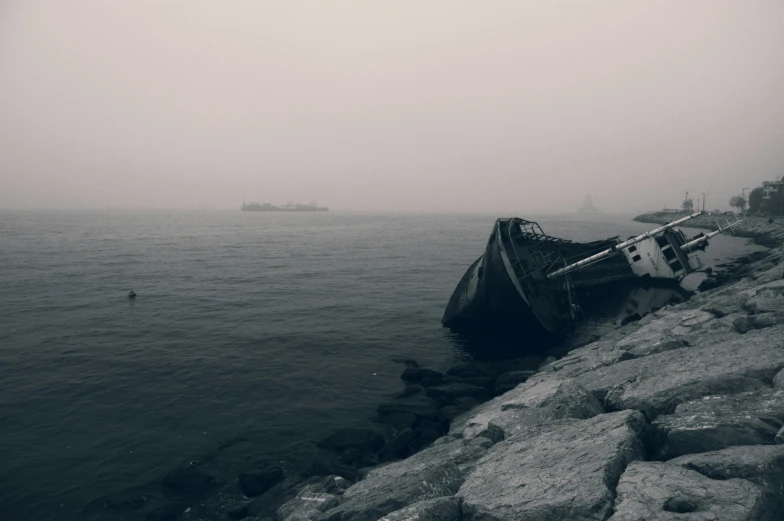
[278,492,339,521]
[575,329,784,418]
[318,437,488,521]
[378,497,461,521]
[450,379,603,441]
[613,310,715,354]
[650,389,784,459]
[449,374,564,439]
[608,461,780,521]
[401,367,444,382]
[458,410,646,521]
[753,263,784,284]
[669,445,784,497]
[744,293,784,314]
[547,308,747,381]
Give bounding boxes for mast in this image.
[680,215,749,253]
[546,211,704,279]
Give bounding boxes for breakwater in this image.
[87,242,784,520]
[634,211,784,248]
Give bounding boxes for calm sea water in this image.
[0,211,761,521]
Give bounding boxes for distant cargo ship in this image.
[241,200,329,212]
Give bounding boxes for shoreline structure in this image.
[89,215,784,521]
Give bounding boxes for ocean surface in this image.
[0,211,763,521]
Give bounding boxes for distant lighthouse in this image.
[578,194,599,214]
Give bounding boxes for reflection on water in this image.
[447,279,693,361]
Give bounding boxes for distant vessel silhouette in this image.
[241,200,328,212]
[578,194,600,214]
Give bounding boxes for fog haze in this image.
[2,1,783,213]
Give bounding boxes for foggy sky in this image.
[1,1,783,213]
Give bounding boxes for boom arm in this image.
[546,211,704,279]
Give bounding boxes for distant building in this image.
[577,194,600,214]
[762,177,784,200]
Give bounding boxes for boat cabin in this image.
[621,228,703,280]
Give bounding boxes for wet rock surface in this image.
[378,497,461,521]
[609,461,781,521]
[459,410,646,521]
[650,389,784,459]
[669,445,784,498]
[317,437,488,521]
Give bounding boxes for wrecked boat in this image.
[442,211,745,336]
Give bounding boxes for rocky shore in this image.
[633,211,784,248]
[86,238,784,521]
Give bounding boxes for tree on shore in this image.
[681,197,694,211]
[729,195,745,213]
[748,187,764,214]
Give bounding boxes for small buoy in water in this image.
[128,290,136,299]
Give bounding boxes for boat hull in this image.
[442,218,635,341]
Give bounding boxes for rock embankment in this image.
[633,211,784,247]
[119,244,784,521]
[221,245,783,521]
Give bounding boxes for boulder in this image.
[420,376,448,387]
[492,370,536,393]
[734,316,753,333]
[401,367,444,382]
[749,311,784,329]
[449,375,564,439]
[377,398,440,421]
[576,329,784,418]
[317,438,488,521]
[650,389,784,460]
[379,428,417,460]
[371,412,417,430]
[613,310,715,356]
[669,445,784,498]
[425,383,491,403]
[317,429,385,453]
[396,384,423,398]
[608,461,780,521]
[278,492,339,521]
[239,467,285,497]
[744,294,784,314]
[408,424,443,454]
[451,375,495,388]
[458,410,646,521]
[753,264,784,284]
[539,379,605,420]
[450,379,602,441]
[378,497,461,521]
[702,306,726,318]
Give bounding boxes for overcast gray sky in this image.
[1,1,783,213]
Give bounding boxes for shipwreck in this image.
[442,211,747,338]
